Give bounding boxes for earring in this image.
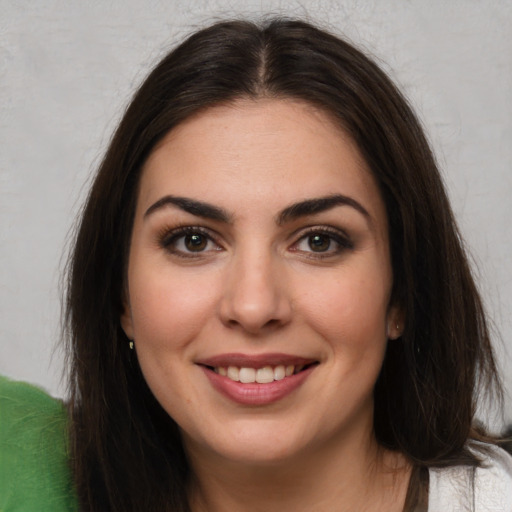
[388,322,402,340]
[129,340,134,350]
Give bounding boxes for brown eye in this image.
[184,233,208,251]
[160,227,221,257]
[308,234,331,252]
[292,227,353,258]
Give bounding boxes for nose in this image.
[219,249,292,334]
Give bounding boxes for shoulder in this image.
[0,374,68,449]
[473,443,512,510]
[428,442,512,511]
[0,375,77,511]
[0,373,65,416]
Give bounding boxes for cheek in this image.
[128,266,220,351]
[128,269,222,415]
[296,263,390,357]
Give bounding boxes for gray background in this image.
[1,0,511,428]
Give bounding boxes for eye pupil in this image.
[185,234,207,251]
[308,234,330,252]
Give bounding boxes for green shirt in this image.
[0,376,77,511]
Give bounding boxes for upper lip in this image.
[196,353,318,368]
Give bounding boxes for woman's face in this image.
[121,99,401,465]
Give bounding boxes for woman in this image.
[1,17,511,511]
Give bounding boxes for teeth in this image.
[294,364,305,374]
[256,366,274,383]
[239,367,256,383]
[274,365,285,381]
[227,366,240,382]
[214,364,308,383]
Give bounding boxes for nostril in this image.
[224,314,286,334]
[218,263,293,333]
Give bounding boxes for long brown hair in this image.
[64,18,501,511]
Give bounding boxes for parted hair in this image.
[65,18,501,511]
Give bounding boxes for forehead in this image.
[139,99,386,225]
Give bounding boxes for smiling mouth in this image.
[205,363,318,384]
[199,356,318,405]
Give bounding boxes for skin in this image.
[121,99,409,511]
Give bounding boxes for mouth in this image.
[196,354,319,405]
[207,363,316,383]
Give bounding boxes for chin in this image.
[183,417,316,467]
[216,441,306,467]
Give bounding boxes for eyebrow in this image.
[144,193,371,226]
[144,195,232,223]
[276,194,371,225]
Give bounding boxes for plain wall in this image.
[1,0,511,427]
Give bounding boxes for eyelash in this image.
[157,225,353,259]
[158,225,222,258]
[290,226,354,259]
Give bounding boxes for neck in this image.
[186,423,411,512]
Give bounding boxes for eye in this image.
[181,233,208,252]
[159,226,221,257]
[292,228,353,257]
[304,233,332,252]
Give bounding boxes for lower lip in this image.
[201,365,315,405]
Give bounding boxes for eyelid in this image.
[289,225,354,256]
[157,224,223,256]
[155,223,353,259]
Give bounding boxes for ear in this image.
[120,300,134,340]
[386,305,405,340]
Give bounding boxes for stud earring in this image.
[388,322,402,340]
[129,340,134,350]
